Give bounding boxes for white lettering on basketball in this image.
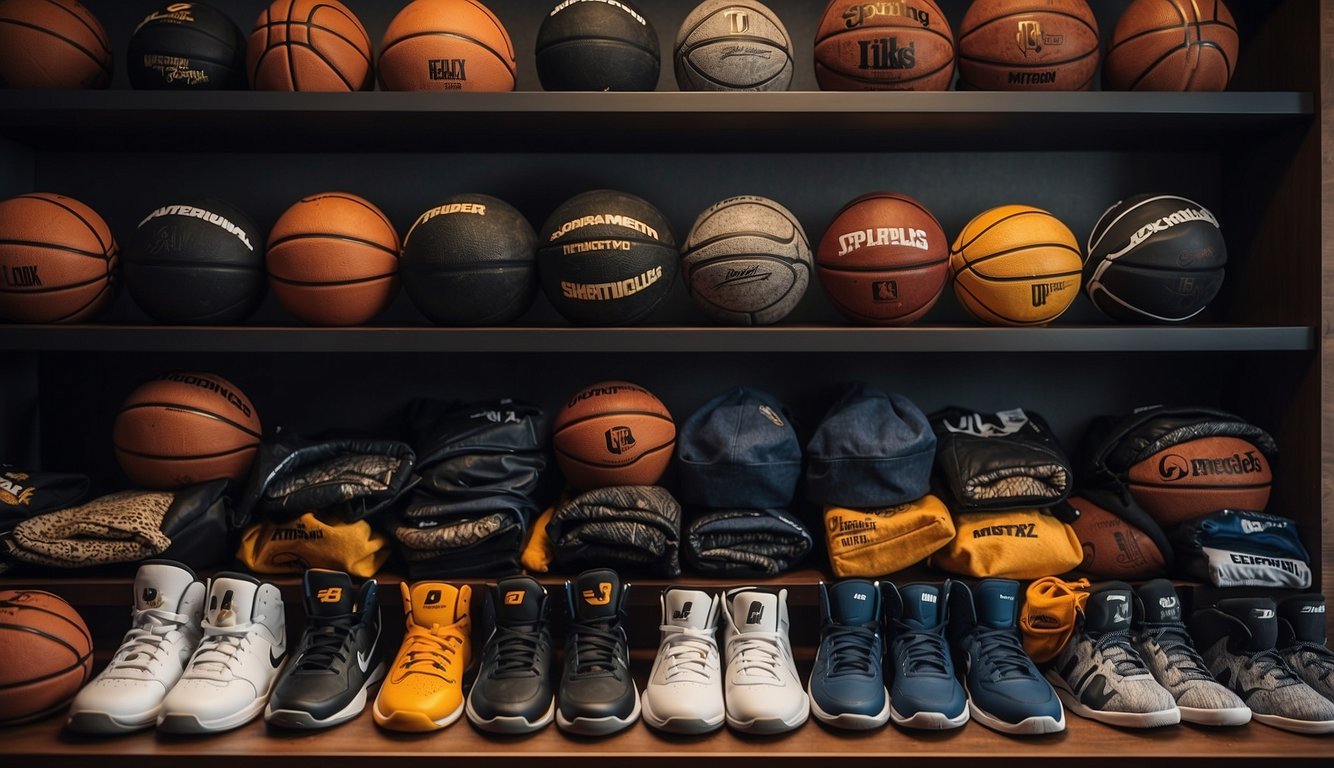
[138,205,254,251]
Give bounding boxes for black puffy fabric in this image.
[930,407,1072,512]
[0,465,90,534]
[389,510,526,579]
[684,507,812,577]
[548,485,681,577]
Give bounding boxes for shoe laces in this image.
[295,614,355,672]
[657,624,717,684]
[1092,628,1153,677]
[1140,622,1214,682]
[399,623,465,683]
[1285,641,1334,682]
[569,620,626,678]
[893,626,951,677]
[973,628,1038,681]
[727,631,787,682]
[1242,648,1306,689]
[187,620,261,681]
[104,607,193,677]
[821,624,879,678]
[490,622,546,679]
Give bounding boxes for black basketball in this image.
[1084,193,1227,323]
[674,0,794,91]
[538,189,677,326]
[124,197,264,324]
[536,0,660,91]
[128,2,245,90]
[401,193,538,326]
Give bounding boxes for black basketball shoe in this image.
[265,569,385,729]
[466,575,556,734]
[556,568,640,735]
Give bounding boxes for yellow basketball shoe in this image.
[372,581,472,732]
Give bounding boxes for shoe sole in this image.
[465,696,555,735]
[1252,712,1334,735]
[158,660,285,734]
[890,703,970,731]
[265,662,387,730]
[968,701,1066,736]
[641,694,725,735]
[556,688,641,737]
[726,697,810,735]
[66,707,159,735]
[1049,684,1180,729]
[372,698,465,732]
[1179,705,1251,728]
[809,689,890,730]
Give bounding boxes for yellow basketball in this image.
[949,205,1083,326]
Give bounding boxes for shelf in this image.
[0,91,1313,153]
[0,324,1315,354]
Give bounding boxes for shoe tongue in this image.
[730,589,779,634]
[494,576,544,626]
[134,561,197,613]
[572,568,623,622]
[974,579,1020,630]
[1083,582,1134,634]
[409,582,462,627]
[897,583,945,630]
[827,580,877,626]
[663,588,712,631]
[1280,594,1327,644]
[1220,597,1278,651]
[205,573,260,628]
[1135,579,1183,624]
[304,569,355,618]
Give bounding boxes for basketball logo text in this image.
[160,372,253,418]
[560,266,664,301]
[842,2,932,29]
[858,37,915,70]
[504,591,525,605]
[1158,451,1264,481]
[428,58,467,87]
[872,280,898,302]
[143,55,209,86]
[717,265,771,287]
[1,265,41,288]
[604,426,636,454]
[317,587,343,603]
[1015,20,1063,55]
[1031,280,1069,307]
[582,582,613,606]
[837,227,928,256]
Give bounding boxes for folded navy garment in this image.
[683,507,812,577]
[675,387,802,510]
[1170,508,1311,588]
[548,485,681,577]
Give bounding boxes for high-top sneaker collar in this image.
[896,583,948,630]
[304,569,355,618]
[205,572,261,628]
[1134,579,1184,625]
[1278,594,1327,646]
[1083,582,1135,635]
[1217,597,1279,653]
[569,568,625,626]
[134,560,199,614]
[973,579,1021,630]
[728,588,781,634]
[663,587,715,632]
[825,580,879,627]
[407,582,468,628]
[494,576,546,627]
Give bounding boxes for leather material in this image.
[930,407,1072,512]
[238,434,417,524]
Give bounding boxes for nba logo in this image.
[604,426,636,455]
[1016,21,1043,54]
[872,280,898,302]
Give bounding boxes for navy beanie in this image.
[805,382,936,508]
[675,387,803,510]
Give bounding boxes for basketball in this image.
[538,189,677,326]
[379,0,516,92]
[1085,194,1227,324]
[674,0,794,91]
[1104,0,1238,91]
[0,590,92,725]
[266,192,400,327]
[0,0,111,88]
[123,197,264,325]
[537,0,659,91]
[128,2,246,90]
[682,195,811,326]
[1067,495,1169,579]
[1126,435,1271,529]
[949,204,1083,326]
[813,0,955,91]
[0,193,118,324]
[957,0,1100,90]
[552,380,675,490]
[401,193,538,326]
[816,192,949,325]
[247,0,372,91]
[113,371,263,490]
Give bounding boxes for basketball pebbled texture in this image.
[247,0,372,91]
[1103,0,1238,91]
[401,193,538,326]
[379,0,516,92]
[537,0,659,91]
[956,0,1100,90]
[0,192,118,324]
[128,2,246,90]
[674,0,794,91]
[1084,193,1227,324]
[813,0,955,91]
[0,0,112,88]
[949,204,1083,326]
[552,379,676,490]
[123,197,264,325]
[113,371,263,490]
[0,590,93,725]
[538,189,677,327]
[681,195,811,326]
[1067,494,1169,579]
[1125,435,1272,529]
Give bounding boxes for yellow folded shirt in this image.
[930,508,1082,580]
[238,512,389,579]
[824,494,955,578]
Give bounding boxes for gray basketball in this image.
[682,195,811,326]
[674,0,794,91]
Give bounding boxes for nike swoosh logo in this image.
[357,618,382,674]
[270,648,286,669]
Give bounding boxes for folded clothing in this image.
[389,510,525,579]
[1020,576,1091,663]
[238,434,418,524]
[238,511,389,578]
[0,465,90,534]
[409,397,553,502]
[675,387,802,510]
[1170,508,1311,588]
[824,494,955,578]
[930,406,1072,512]
[4,490,173,568]
[930,507,1083,580]
[547,485,681,577]
[684,507,812,577]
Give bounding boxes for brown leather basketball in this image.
[378,0,516,92]
[813,0,955,91]
[816,192,949,325]
[0,0,111,88]
[113,371,263,490]
[0,193,118,323]
[266,192,400,326]
[1067,495,1168,579]
[1103,0,1238,91]
[552,380,675,491]
[0,589,93,725]
[1125,435,1271,528]
[247,0,373,91]
[957,0,1100,90]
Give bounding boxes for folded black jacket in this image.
[684,507,812,577]
[548,485,681,577]
[237,434,418,524]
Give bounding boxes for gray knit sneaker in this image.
[1276,594,1334,704]
[1132,580,1249,727]
[1189,597,1334,735]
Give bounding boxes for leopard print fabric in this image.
[5,490,174,567]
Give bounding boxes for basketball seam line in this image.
[0,18,110,75]
[0,653,91,690]
[826,280,944,324]
[538,34,660,67]
[677,9,791,51]
[556,409,672,433]
[818,23,954,48]
[680,53,792,90]
[1133,41,1233,91]
[1126,480,1270,490]
[680,32,794,59]
[306,1,372,51]
[958,10,1098,41]
[300,193,394,231]
[687,251,809,278]
[553,440,674,469]
[0,617,91,651]
[1108,19,1237,57]
[687,227,799,252]
[269,272,396,287]
[39,0,110,52]
[832,194,945,230]
[113,443,258,462]
[0,596,92,643]
[0,272,109,294]
[383,31,516,78]
[0,237,110,261]
[466,0,516,59]
[267,231,399,257]
[957,240,1082,268]
[953,209,1055,253]
[814,55,954,87]
[953,275,1050,326]
[11,195,112,256]
[960,268,1082,284]
[117,401,261,439]
[819,258,947,273]
[286,0,300,91]
[698,199,802,235]
[959,46,1100,69]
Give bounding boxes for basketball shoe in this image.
[808,580,889,730]
[556,568,640,736]
[720,586,808,734]
[373,581,472,732]
[265,569,385,729]
[66,560,205,734]
[642,587,724,735]
[157,572,288,733]
[883,581,969,730]
[1276,593,1334,704]
[466,575,556,734]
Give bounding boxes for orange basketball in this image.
[816,192,949,325]
[113,371,263,490]
[247,0,373,91]
[1126,436,1272,528]
[0,193,117,323]
[1104,0,1238,91]
[813,0,955,90]
[267,192,400,326]
[0,0,111,88]
[378,0,516,92]
[949,204,1083,326]
[0,590,93,725]
[957,0,1101,90]
[552,380,675,491]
